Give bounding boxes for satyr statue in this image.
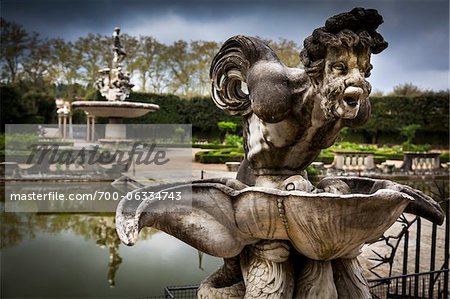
[94,27,134,101]
[116,8,444,298]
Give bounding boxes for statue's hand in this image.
[370,179,445,225]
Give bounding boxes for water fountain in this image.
[115,8,445,298]
[4,28,160,180]
[72,27,159,143]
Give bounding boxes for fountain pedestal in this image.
[105,119,126,140]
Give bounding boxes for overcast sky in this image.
[2,0,449,93]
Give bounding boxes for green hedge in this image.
[194,145,449,165]
[35,141,75,147]
[440,152,449,163]
[192,143,231,149]
[126,93,448,146]
[315,154,334,165]
[353,95,449,145]
[2,84,448,146]
[125,93,242,139]
[195,148,244,163]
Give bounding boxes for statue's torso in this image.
[244,96,343,175]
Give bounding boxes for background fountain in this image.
[3,28,160,180]
[72,27,159,144]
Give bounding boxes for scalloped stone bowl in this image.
[117,183,413,262]
[232,188,412,261]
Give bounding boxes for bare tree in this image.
[165,40,194,95]
[0,18,30,83]
[190,40,219,95]
[261,38,301,67]
[50,38,82,85]
[21,33,53,85]
[134,36,158,92]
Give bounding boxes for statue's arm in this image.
[210,35,307,124]
[247,61,294,123]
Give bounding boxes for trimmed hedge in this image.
[35,141,75,147]
[354,95,449,145]
[194,146,449,165]
[192,143,232,149]
[195,148,244,164]
[315,154,334,165]
[440,152,449,163]
[125,93,242,139]
[2,84,448,146]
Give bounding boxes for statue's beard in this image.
[319,78,371,120]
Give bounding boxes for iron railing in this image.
[164,285,199,299]
[368,269,449,299]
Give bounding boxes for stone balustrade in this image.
[331,151,375,171]
[401,152,441,172]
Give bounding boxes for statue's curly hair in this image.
[300,7,388,79]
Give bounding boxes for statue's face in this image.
[320,46,372,119]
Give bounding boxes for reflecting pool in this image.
[1,211,222,298]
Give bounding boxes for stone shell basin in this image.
[71,101,160,118]
[116,182,412,261]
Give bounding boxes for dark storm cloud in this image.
[2,0,448,92]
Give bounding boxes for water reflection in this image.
[94,217,122,287]
[1,207,220,298]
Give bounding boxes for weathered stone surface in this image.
[211,8,387,176]
[95,27,134,102]
[115,7,444,298]
[71,101,159,118]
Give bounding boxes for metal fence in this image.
[163,285,199,299]
[368,270,449,299]
[366,193,449,298]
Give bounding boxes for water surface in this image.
[1,212,222,298]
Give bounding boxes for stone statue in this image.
[112,27,127,67]
[116,8,444,298]
[95,27,133,102]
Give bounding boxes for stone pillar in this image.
[58,113,68,140]
[333,153,345,169]
[86,115,96,142]
[402,152,440,172]
[69,114,73,139]
[91,116,95,142]
[105,117,126,140]
[363,153,375,170]
[58,114,62,134]
[62,114,67,140]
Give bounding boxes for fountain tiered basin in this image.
[71,101,159,118]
